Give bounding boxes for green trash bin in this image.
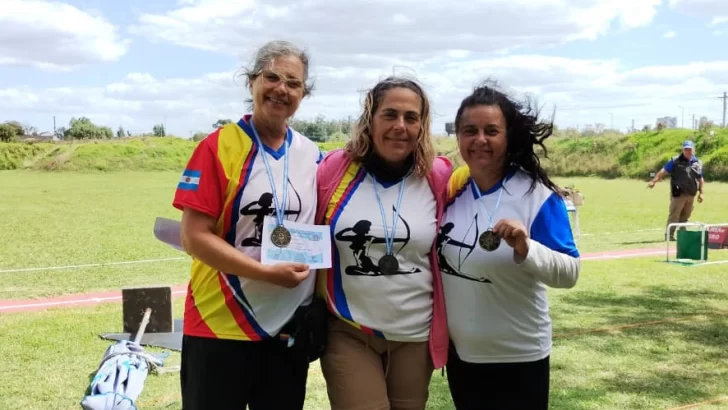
[676,229,709,261]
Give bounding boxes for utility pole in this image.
[631,119,635,133]
[692,114,695,130]
[719,92,727,128]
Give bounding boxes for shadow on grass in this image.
[552,285,727,335]
[618,239,665,245]
[551,317,728,409]
[425,286,728,409]
[424,319,728,409]
[548,283,728,409]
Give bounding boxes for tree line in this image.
[199,116,354,142]
[3,112,722,144]
[1,115,355,143]
[0,118,168,143]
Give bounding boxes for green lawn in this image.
[2,171,727,300]
[2,258,727,410]
[0,171,187,300]
[1,171,728,409]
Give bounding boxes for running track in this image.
[0,246,672,313]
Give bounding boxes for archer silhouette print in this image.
[239,180,302,247]
[335,207,419,276]
[437,218,492,283]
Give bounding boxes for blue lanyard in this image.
[371,173,407,256]
[249,118,290,227]
[471,178,504,230]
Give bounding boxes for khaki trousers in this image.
[320,317,434,410]
[667,194,695,239]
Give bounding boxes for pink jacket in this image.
[314,149,452,369]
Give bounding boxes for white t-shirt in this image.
[320,163,437,342]
[173,116,322,341]
[439,167,580,363]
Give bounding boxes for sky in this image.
[1,0,727,138]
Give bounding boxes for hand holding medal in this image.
[491,219,530,259]
[472,178,529,258]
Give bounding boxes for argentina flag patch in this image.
[178,169,201,191]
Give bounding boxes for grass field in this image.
[1,170,728,409]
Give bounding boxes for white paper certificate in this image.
[261,216,332,269]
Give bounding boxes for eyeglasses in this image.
[256,69,304,91]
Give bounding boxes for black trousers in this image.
[446,343,550,410]
[180,334,310,410]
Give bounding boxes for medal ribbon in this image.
[371,173,407,256]
[471,178,505,230]
[249,118,290,228]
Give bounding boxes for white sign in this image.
[261,216,332,269]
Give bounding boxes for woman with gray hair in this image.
[172,40,325,409]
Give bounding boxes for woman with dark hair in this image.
[314,76,452,410]
[437,80,581,409]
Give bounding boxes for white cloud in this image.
[3,55,727,137]
[669,0,728,24]
[0,0,129,70]
[119,0,667,133]
[3,0,727,136]
[663,31,677,38]
[129,0,661,68]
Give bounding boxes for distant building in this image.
[445,122,455,136]
[699,116,712,129]
[656,116,677,129]
[19,132,57,142]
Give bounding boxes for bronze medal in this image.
[378,254,399,275]
[270,225,292,248]
[479,230,501,251]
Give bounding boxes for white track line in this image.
[0,228,669,274]
[581,228,663,237]
[0,257,187,274]
[581,250,668,261]
[0,248,683,313]
[0,289,188,312]
[688,260,728,267]
[1,245,669,274]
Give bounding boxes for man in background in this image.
[648,140,705,241]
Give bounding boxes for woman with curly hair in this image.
[437,81,581,409]
[314,76,452,410]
